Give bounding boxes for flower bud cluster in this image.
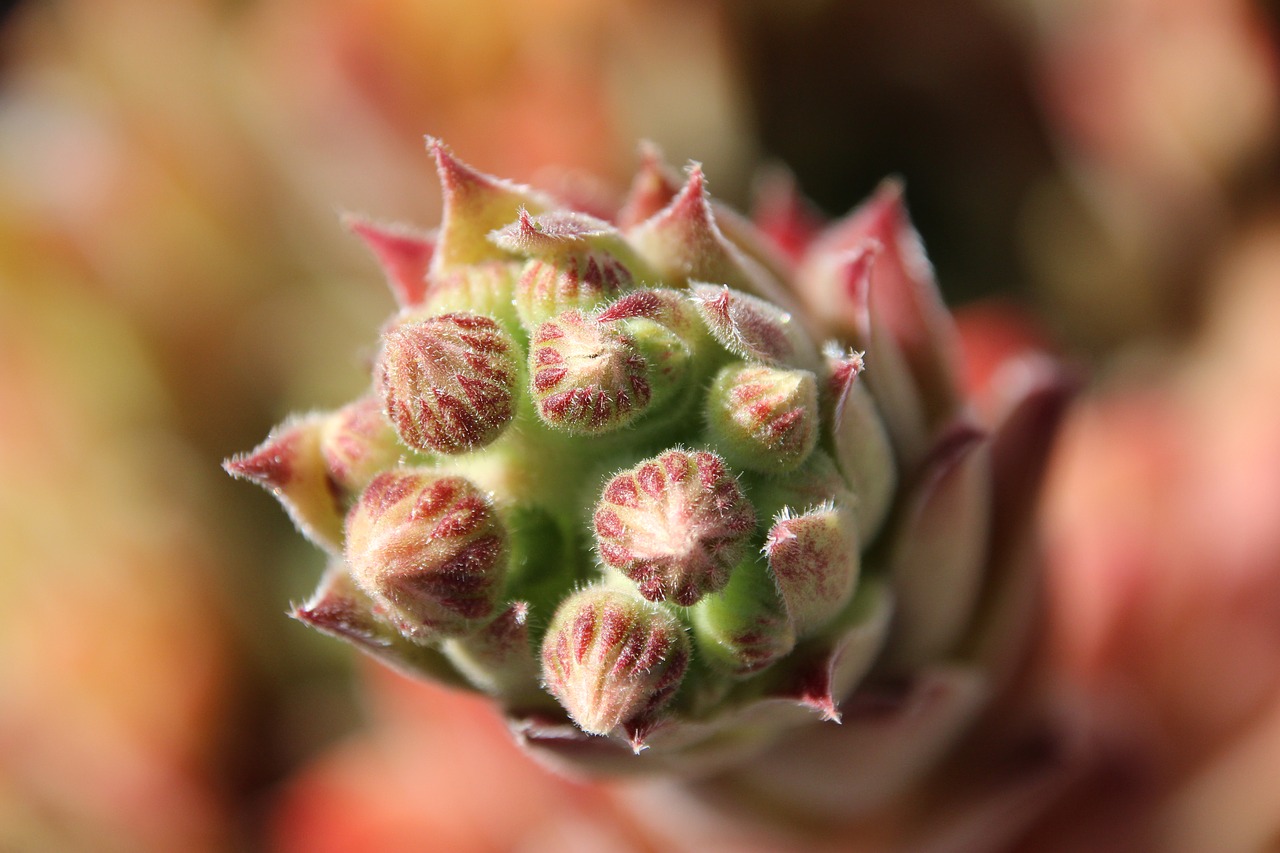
[229,139,1062,778]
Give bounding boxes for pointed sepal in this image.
[427,137,553,273]
[291,561,472,689]
[824,342,898,541]
[343,214,435,308]
[223,414,343,552]
[627,165,794,309]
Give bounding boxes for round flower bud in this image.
[541,587,690,736]
[490,209,639,329]
[529,310,651,434]
[705,363,820,474]
[594,449,756,606]
[345,469,507,639]
[764,502,860,636]
[376,312,519,454]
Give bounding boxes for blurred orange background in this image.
[1,1,1277,850]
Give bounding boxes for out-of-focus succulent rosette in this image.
[1003,0,1280,346]
[228,137,1071,824]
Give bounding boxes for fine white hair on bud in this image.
[529,309,652,434]
[594,449,756,606]
[229,138,1062,781]
[376,312,519,455]
[705,362,820,474]
[540,587,690,736]
[345,469,508,640]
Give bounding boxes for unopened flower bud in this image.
[541,587,690,736]
[764,502,861,636]
[345,469,508,639]
[376,312,519,454]
[692,556,795,676]
[594,449,755,606]
[690,284,820,373]
[529,309,652,434]
[706,363,819,474]
[490,209,648,329]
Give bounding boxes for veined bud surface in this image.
[706,363,819,474]
[690,284,819,372]
[764,502,861,636]
[345,469,507,639]
[376,312,519,454]
[541,587,690,736]
[529,309,652,434]
[594,449,755,606]
[490,209,640,328]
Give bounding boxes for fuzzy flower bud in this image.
[529,309,652,434]
[594,449,755,606]
[705,363,819,474]
[490,209,646,329]
[690,283,820,373]
[764,502,861,636]
[540,587,690,736]
[376,312,519,454]
[344,469,507,639]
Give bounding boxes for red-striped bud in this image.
[529,310,652,434]
[345,470,507,639]
[706,363,820,474]
[541,587,690,736]
[594,449,755,606]
[376,312,519,454]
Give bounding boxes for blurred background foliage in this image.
[0,0,1276,849]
